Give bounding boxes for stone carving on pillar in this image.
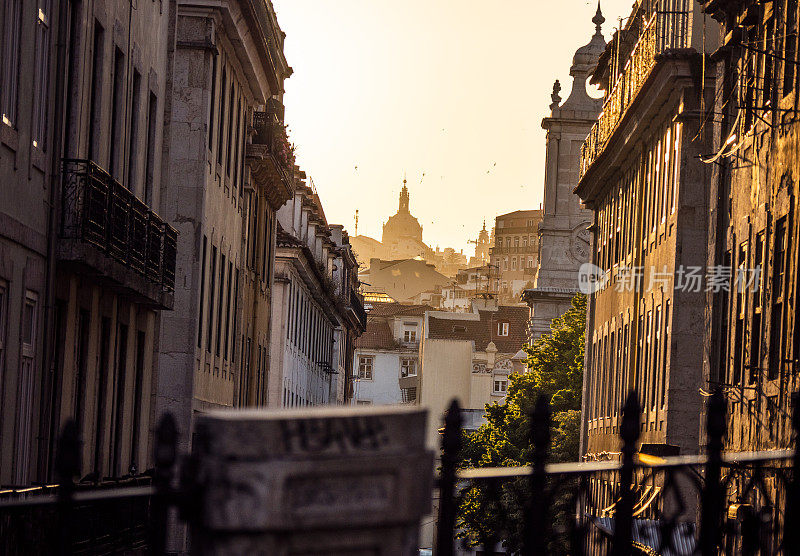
[550,80,562,110]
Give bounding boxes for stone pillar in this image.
[191,405,434,555]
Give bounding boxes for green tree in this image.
[456,294,587,553]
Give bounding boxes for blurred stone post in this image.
[190,405,433,555]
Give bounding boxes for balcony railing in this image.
[60,159,177,292]
[437,391,800,555]
[580,7,689,180]
[248,106,296,207]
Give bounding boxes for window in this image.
[88,22,105,161]
[403,330,416,343]
[1,0,22,126]
[785,0,798,96]
[357,356,373,380]
[400,358,417,377]
[110,47,125,180]
[514,237,519,247]
[503,258,508,271]
[769,217,789,380]
[493,377,508,394]
[511,257,517,270]
[497,322,509,336]
[226,82,235,176]
[356,400,372,405]
[216,252,225,356]
[217,66,226,165]
[127,69,142,190]
[401,387,417,403]
[207,245,216,352]
[208,52,217,149]
[224,260,233,361]
[144,93,158,205]
[522,236,528,248]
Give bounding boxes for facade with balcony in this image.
[156,0,293,459]
[0,0,177,486]
[575,0,719,459]
[267,181,366,407]
[698,1,800,542]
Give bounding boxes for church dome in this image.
[382,181,423,244]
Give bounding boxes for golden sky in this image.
[273,0,633,254]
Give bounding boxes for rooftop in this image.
[427,305,528,353]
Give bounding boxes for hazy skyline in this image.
[273,0,633,254]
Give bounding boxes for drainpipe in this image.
[38,0,71,482]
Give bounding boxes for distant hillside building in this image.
[361,258,451,303]
[523,9,605,340]
[419,304,529,448]
[352,302,432,405]
[349,179,468,278]
[468,221,492,267]
[381,181,432,260]
[490,210,543,304]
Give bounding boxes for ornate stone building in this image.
[381,180,431,260]
[156,0,292,449]
[489,210,542,305]
[523,9,605,340]
[576,0,718,458]
[699,0,800,542]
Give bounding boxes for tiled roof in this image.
[354,320,397,350]
[365,301,432,317]
[427,305,529,353]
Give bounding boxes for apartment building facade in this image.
[1,0,178,485]
[700,0,800,545]
[490,210,542,305]
[576,0,718,457]
[155,0,293,449]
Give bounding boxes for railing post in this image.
[612,391,640,556]
[152,413,177,556]
[785,392,800,554]
[699,389,726,556]
[523,394,550,556]
[55,420,80,556]
[436,399,462,556]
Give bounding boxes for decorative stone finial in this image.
[593,2,605,35]
[550,80,562,110]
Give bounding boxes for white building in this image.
[352,303,431,405]
[267,181,365,407]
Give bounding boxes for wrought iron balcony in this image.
[579,7,689,180]
[246,103,295,209]
[59,159,177,306]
